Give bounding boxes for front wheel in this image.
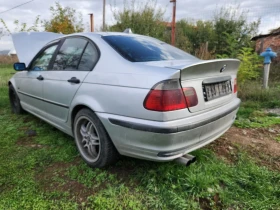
[9,84,24,114]
[73,108,119,168]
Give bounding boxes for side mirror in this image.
[14,63,26,71]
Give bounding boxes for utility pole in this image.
[170,0,176,46]
[89,13,94,32]
[103,0,106,31]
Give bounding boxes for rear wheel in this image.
[73,108,119,168]
[9,85,24,114]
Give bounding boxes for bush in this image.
[269,61,280,82]
[237,47,262,83]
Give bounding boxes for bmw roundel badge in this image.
[220,65,227,73]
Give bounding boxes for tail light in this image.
[144,80,198,112]
[233,78,237,93]
[183,87,198,107]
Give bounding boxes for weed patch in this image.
[235,101,280,128]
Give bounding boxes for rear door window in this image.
[78,43,99,71]
[53,38,88,70]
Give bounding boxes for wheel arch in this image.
[8,78,16,88]
[69,94,104,129]
[70,103,119,154]
[71,104,91,130]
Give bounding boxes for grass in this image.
[234,103,280,128]
[238,80,280,108]
[235,80,280,128]
[0,65,280,209]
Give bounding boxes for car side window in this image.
[78,43,99,71]
[30,45,58,71]
[53,38,87,71]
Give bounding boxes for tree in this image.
[173,19,216,57]
[0,16,40,35]
[214,5,260,57]
[0,25,5,39]
[109,0,167,40]
[43,2,84,34]
[269,26,280,34]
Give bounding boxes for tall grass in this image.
[0,55,18,65]
[0,66,14,88]
[238,80,280,108]
[236,79,280,128]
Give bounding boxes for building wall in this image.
[255,34,280,61]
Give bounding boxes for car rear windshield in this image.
[102,35,198,62]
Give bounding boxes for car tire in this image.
[9,84,24,114]
[73,108,119,168]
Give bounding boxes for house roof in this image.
[252,27,280,41]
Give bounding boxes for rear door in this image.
[41,37,99,122]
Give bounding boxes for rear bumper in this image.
[97,98,241,161]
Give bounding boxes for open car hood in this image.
[12,32,64,66]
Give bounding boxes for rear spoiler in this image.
[12,32,64,66]
[167,59,240,80]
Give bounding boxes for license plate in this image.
[203,80,232,101]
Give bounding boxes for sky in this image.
[0,0,279,51]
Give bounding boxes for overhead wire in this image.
[0,0,35,15]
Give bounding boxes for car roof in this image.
[45,32,148,48]
[60,32,143,39]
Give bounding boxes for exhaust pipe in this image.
[175,154,196,167]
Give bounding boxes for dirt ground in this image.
[208,125,280,171]
[29,125,280,208]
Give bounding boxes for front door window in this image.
[30,45,58,71]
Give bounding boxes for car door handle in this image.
[67,77,80,84]
[37,75,44,81]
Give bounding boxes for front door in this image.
[42,37,99,122]
[16,44,59,115]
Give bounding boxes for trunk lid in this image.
[168,59,240,113]
[140,59,240,113]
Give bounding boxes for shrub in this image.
[237,47,262,83]
[269,61,280,82]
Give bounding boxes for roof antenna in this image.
[123,28,133,34]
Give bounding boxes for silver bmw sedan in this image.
[9,31,240,168]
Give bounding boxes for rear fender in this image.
[68,94,104,127]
